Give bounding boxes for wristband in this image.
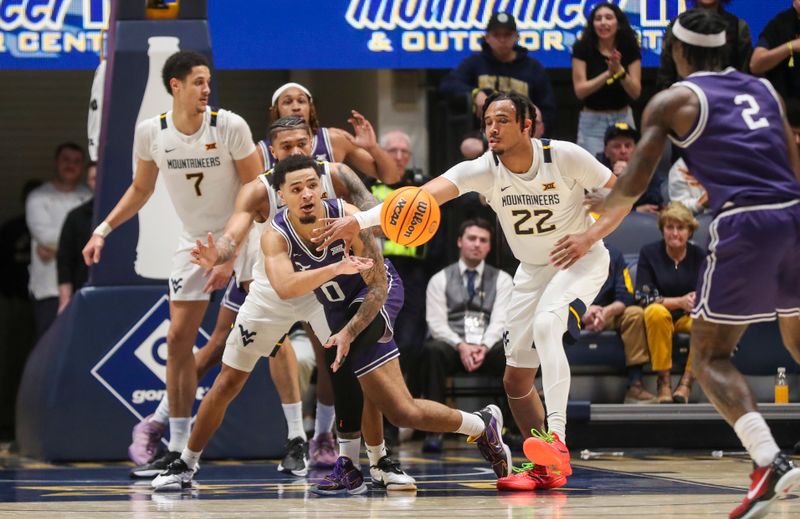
[93,221,112,238]
[789,42,795,68]
[353,204,382,230]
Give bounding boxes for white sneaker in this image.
[151,458,197,491]
[370,455,417,491]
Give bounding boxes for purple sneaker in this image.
[467,404,511,478]
[310,456,367,495]
[309,432,337,468]
[128,414,166,465]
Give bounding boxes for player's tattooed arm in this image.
[332,162,379,211]
[343,227,388,340]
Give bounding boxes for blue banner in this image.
[0,0,785,70]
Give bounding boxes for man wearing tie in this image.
[419,218,515,452]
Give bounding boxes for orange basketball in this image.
[380,186,441,247]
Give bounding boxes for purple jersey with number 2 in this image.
[671,69,800,325]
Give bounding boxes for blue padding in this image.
[16,286,285,461]
[603,212,659,257]
[733,322,798,375]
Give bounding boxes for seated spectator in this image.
[749,1,800,103]
[57,161,97,313]
[439,12,556,133]
[582,246,655,404]
[636,203,706,404]
[668,158,709,216]
[656,0,752,90]
[419,218,512,452]
[599,123,663,213]
[572,2,642,157]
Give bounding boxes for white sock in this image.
[314,402,336,439]
[366,441,387,467]
[282,402,307,441]
[168,417,191,452]
[152,396,170,425]
[180,447,202,470]
[733,412,780,467]
[533,311,570,442]
[456,411,485,437]
[338,437,361,469]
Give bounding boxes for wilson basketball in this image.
[380,186,440,247]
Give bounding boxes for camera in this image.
[635,285,662,307]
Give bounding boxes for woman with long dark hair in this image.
[572,2,641,157]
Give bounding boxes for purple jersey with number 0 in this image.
[670,69,800,215]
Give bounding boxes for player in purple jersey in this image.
[262,155,512,494]
[589,9,800,519]
[261,82,401,184]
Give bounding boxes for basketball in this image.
[380,186,440,247]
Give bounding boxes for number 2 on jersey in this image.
[734,94,769,130]
[512,209,555,235]
[185,172,204,196]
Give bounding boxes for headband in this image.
[672,18,726,48]
[271,82,312,106]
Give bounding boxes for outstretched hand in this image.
[585,187,611,215]
[191,232,220,270]
[311,215,361,253]
[324,330,353,373]
[347,110,378,150]
[338,255,374,275]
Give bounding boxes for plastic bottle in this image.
[774,367,789,404]
[133,36,183,279]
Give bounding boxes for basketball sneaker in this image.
[277,436,309,477]
[128,414,166,465]
[151,458,197,491]
[370,455,417,491]
[310,456,367,495]
[467,404,512,478]
[523,429,572,477]
[729,452,800,519]
[309,432,337,468]
[496,463,567,491]
[130,450,181,479]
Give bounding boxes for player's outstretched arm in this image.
[82,158,158,266]
[312,175,460,252]
[192,180,265,269]
[262,228,372,300]
[332,110,402,184]
[599,87,694,212]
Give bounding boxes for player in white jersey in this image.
[82,51,262,475]
[151,117,416,491]
[315,92,629,488]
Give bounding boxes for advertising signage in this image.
[0,0,781,70]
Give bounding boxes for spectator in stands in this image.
[572,2,642,157]
[26,142,91,338]
[581,246,655,404]
[636,203,706,404]
[420,218,513,452]
[57,161,97,313]
[749,1,800,103]
[439,12,556,133]
[371,131,430,397]
[656,0,752,90]
[600,123,663,213]
[668,158,709,216]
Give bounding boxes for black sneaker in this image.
[729,452,800,519]
[277,437,308,477]
[130,450,180,479]
[370,455,417,490]
[151,458,195,491]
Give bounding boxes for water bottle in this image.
[774,367,789,404]
[133,36,183,279]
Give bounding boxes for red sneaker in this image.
[496,463,567,491]
[729,452,800,519]
[523,430,572,477]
